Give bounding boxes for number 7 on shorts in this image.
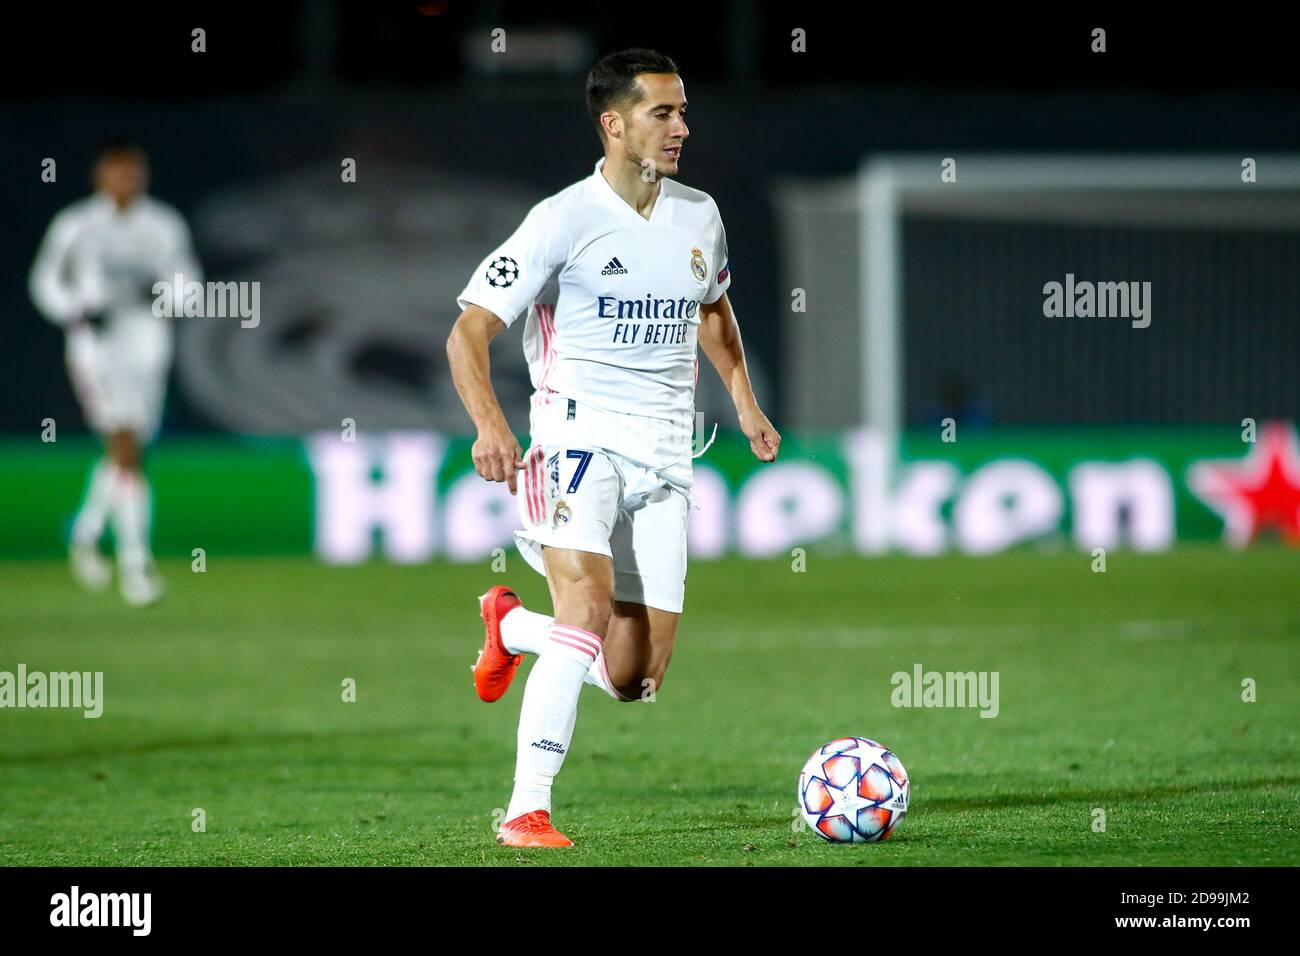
[565,449,593,493]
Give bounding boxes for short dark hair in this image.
[585,48,679,142]
[94,138,147,163]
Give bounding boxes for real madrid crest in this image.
[690,247,707,282]
[552,499,572,528]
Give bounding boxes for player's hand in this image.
[739,405,780,462]
[472,423,526,494]
[73,309,106,333]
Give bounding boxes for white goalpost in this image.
[856,153,1300,441]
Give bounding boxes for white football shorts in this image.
[514,393,698,613]
[64,314,173,441]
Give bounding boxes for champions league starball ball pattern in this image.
[797,737,909,843]
[485,255,519,288]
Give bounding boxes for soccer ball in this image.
[797,737,909,843]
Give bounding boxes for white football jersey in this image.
[457,159,730,421]
[30,193,200,328]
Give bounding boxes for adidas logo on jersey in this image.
[601,257,629,276]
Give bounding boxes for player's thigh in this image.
[64,331,111,433]
[609,486,689,616]
[518,442,622,624]
[102,317,171,385]
[541,545,615,631]
[106,429,142,469]
[101,319,172,443]
[98,364,166,445]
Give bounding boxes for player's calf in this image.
[611,667,667,703]
[601,602,678,701]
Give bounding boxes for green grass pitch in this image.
[1,546,1297,866]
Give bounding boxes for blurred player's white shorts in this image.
[64,314,173,441]
[514,393,696,614]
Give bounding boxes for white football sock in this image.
[505,623,603,820]
[71,457,115,545]
[500,606,553,655]
[111,466,154,574]
[501,606,627,700]
[586,652,632,701]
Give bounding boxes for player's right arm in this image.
[448,199,563,495]
[29,207,97,328]
[447,304,525,494]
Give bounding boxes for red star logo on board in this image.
[1187,421,1300,546]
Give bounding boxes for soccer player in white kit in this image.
[447,50,780,847]
[29,141,201,606]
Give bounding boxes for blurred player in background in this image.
[448,50,780,847]
[29,140,201,606]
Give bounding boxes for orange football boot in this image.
[497,810,573,848]
[473,586,524,702]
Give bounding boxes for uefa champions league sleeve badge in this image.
[485,256,518,288]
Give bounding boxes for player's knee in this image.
[555,592,613,637]
[615,669,665,703]
[108,432,142,470]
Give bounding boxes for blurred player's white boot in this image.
[69,541,112,591]
[120,565,164,607]
[111,465,163,606]
[68,457,115,591]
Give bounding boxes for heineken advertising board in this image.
[2,422,1296,561]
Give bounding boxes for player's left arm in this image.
[160,208,203,289]
[698,292,780,462]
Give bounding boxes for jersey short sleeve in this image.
[703,202,731,305]
[29,206,89,326]
[157,204,203,286]
[457,201,563,328]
